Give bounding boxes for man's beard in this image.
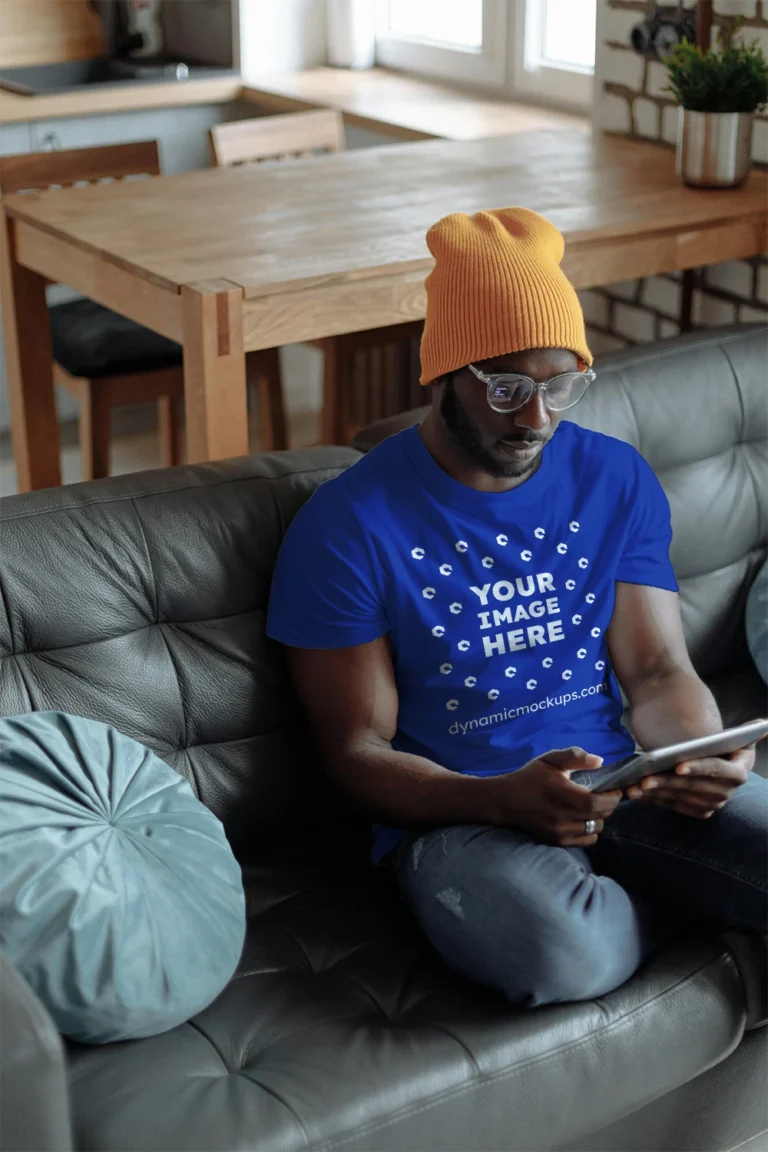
[440,377,545,480]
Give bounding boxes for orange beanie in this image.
[419,206,592,385]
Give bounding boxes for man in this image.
[267,207,767,1007]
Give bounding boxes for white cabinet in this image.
[0,122,34,155]
[30,100,256,173]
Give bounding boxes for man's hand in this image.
[626,745,756,818]
[486,747,622,847]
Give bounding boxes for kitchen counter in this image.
[0,66,587,142]
[0,74,244,123]
[239,67,589,141]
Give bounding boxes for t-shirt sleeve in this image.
[615,449,679,592]
[266,484,387,649]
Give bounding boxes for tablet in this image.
[588,718,768,793]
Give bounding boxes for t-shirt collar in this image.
[398,422,565,516]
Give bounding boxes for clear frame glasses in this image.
[467,362,596,414]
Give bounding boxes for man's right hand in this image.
[484,747,622,847]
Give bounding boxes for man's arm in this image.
[607,582,723,748]
[285,640,620,845]
[606,582,754,815]
[285,638,498,827]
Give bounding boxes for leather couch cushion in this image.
[64,859,747,1152]
[746,560,768,684]
[0,711,246,1044]
[0,450,367,865]
[50,299,181,379]
[351,407,429,453]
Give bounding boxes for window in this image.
[386,0,482,49]
[516,0,596,107]
[375,0,508,87]
[375,0,596,109]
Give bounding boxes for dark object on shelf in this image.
[631,2,697,60]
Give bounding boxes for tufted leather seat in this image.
[0,327,766,1152]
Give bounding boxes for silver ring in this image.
[585,818,598,835]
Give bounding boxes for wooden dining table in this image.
[2,129,766,491]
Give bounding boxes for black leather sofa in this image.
[1,326,766,1152]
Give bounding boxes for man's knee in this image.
[494,922,640,1006]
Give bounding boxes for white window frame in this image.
[373,0,594,111]
[374,0,508,89]
[512,0,594,109]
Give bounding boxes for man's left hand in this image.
[626,746,756,818]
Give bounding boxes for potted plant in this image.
[664,21,768,188]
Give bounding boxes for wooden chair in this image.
[210,111,424,445]
[0,142,186,480]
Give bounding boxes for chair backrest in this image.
[209,110,345,168]
[0,140,160,196]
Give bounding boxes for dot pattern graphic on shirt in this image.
[409,531,604,712]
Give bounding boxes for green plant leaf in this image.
[662,36,768,112]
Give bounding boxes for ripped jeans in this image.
[390,768,768,1007]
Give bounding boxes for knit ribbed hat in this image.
[419,206,592,385]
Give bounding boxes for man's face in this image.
[438,347,579,480]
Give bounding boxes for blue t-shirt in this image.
[267,421,678,862]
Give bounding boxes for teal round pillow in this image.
[746,560,768,685]
[0,712,246,1044]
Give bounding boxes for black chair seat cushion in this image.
[50,300,181,380]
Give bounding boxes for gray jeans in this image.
[391,768,768,1007]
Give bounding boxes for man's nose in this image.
[513,390,550,432]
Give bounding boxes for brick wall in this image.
[585,0,768,353]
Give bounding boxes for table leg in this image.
[320,334,354,445]
[181,282,249,464]
[0,209,60,491]
[680,268,696,333]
